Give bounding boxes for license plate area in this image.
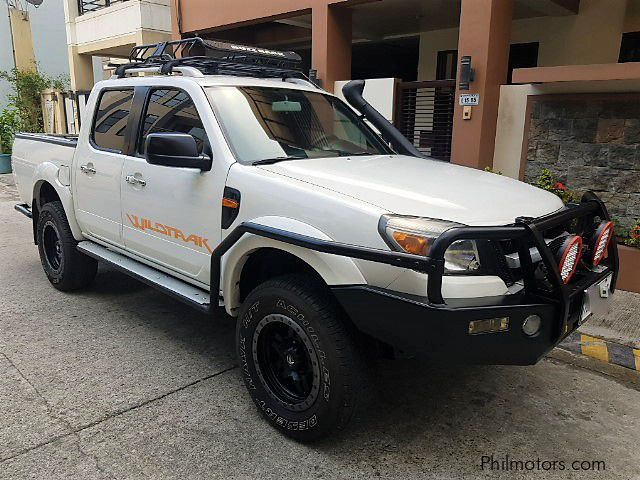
[580,274,613,324]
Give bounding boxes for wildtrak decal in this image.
[126,214,213,253]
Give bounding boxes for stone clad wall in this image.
[524,96,640,230]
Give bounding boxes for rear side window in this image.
[92,89,134,153]
[138,88,208,154]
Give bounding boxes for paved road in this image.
[1,177,639,479]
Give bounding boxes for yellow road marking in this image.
[580,334,609,363]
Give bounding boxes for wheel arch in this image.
[31,164,83,243]
[220,217,366,316]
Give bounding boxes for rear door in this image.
[120,86,222,283]
[74,88,134,247]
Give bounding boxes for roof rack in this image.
[111,38,313,84]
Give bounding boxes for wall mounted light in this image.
[459,56,474,90]
[308,69,320,87]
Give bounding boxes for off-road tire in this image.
[236,274,364,441]
[36,201,97,291]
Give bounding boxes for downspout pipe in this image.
[342,80,424,158]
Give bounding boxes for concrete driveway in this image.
[1,177,639,479]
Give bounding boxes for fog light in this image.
[522,314,542,337]
[555,235,583,284]
[468,317,509,335]
[590,220,614,266]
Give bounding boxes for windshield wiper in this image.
[337,151,375,157]
[314,148,375,157]
[252,155,307,166]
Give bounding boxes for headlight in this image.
[379,215,481,273]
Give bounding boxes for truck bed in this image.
[11,133,78,206]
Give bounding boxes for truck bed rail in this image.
[14,133,78,148]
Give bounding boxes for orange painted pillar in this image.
[312,4,352,93]
[451,0,514,169]
[170,0,182,40]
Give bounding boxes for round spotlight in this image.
[556,235,583,284]
[522,314,542,337]
[590,221,614,266]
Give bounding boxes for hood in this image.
[258,155,564,226]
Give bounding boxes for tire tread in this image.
[239,274,366,440]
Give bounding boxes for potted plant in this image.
[615,220,640,293]
[0,106,22,173]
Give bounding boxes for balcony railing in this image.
[77,0,129,15]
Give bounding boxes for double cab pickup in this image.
[12,39,618,440]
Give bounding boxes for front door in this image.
[74,88,134,247]
[120,87,220,284]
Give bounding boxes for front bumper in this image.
[331,267,613,364]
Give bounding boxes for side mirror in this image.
[145,133,212,171]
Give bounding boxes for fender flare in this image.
[32,162,84,241]
[220,216,366,316]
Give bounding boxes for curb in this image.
[559,331,640,372]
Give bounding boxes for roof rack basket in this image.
[112,38,310,82]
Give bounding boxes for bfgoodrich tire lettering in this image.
[36,201,98,291]
[236,275,363,441]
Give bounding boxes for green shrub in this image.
[0,68,68,135]
[534,168,579,204]
[0,107,23,154]
[621,219,640,248]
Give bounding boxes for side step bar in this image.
[15,203,32,218]
[77,241,212,313]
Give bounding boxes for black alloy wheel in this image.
[254,314,321,411]
[42,220,63,273]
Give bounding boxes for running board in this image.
[15,203,33,218]
[77,241,212,313]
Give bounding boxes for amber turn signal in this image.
[222,197,240,209]
[392,231,429,256]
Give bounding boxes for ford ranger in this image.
[11,39,619,441]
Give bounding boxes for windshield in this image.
[206,86,392,164]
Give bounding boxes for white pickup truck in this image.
[12,39,619,441]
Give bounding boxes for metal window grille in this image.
[395,80,456,161]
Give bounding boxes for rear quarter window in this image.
[92,89,134,153]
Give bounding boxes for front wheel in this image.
[236,275,364,441]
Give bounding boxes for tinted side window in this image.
[139,89,208,154]
[92,90,134,152]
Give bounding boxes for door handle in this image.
[80,164,96,174]
[125,174,146,187]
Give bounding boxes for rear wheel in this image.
[37,201,97,291]
[236,275,364,441]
